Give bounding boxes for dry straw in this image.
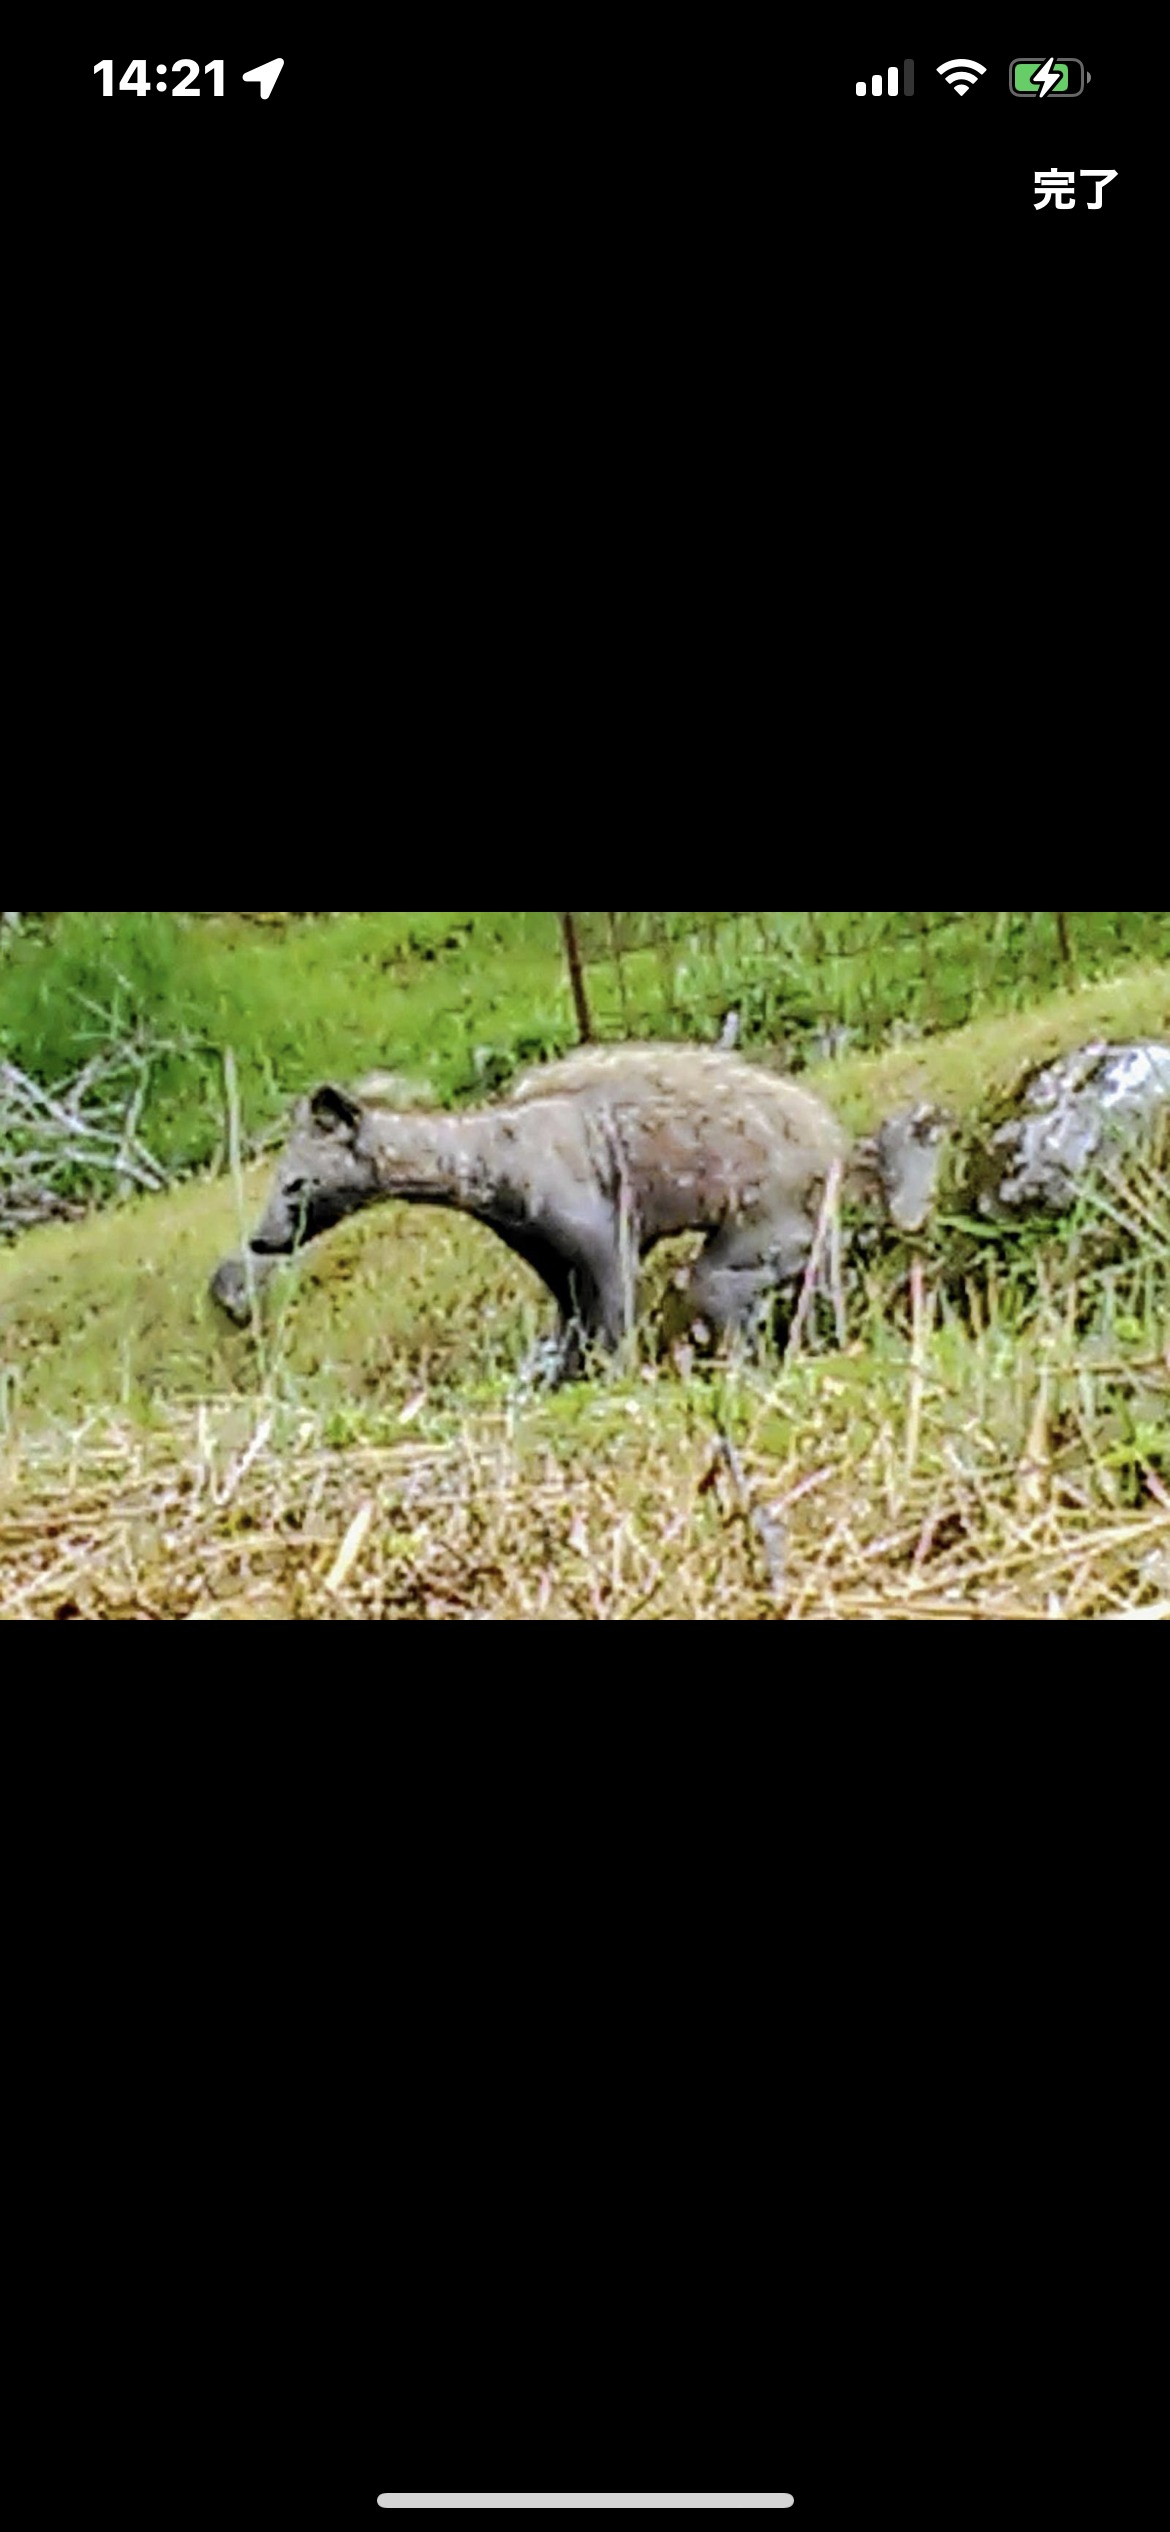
[1,1383,1166,1622]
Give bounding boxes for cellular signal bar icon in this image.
[855,61,914,96]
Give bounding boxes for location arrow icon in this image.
[242,58,284,100]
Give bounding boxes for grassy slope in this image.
[1,960,1166,1424]
[819,960,1170,1129]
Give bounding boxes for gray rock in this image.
[976,1041,1170,1218]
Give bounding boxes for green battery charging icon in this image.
[1009,57,1089,96]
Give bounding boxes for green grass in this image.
[806,960,1170,1133]
[1,959,1165,1429]
[0,911,578,1184]
[571,909,1170,1051]
[3,910,1167,1196]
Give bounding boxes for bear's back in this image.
[507,1042,844,1157]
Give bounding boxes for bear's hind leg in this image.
[679,1212,813,1359]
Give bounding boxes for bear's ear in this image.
[310,1083,365,1137]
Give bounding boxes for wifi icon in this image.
[936,58,987,94]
